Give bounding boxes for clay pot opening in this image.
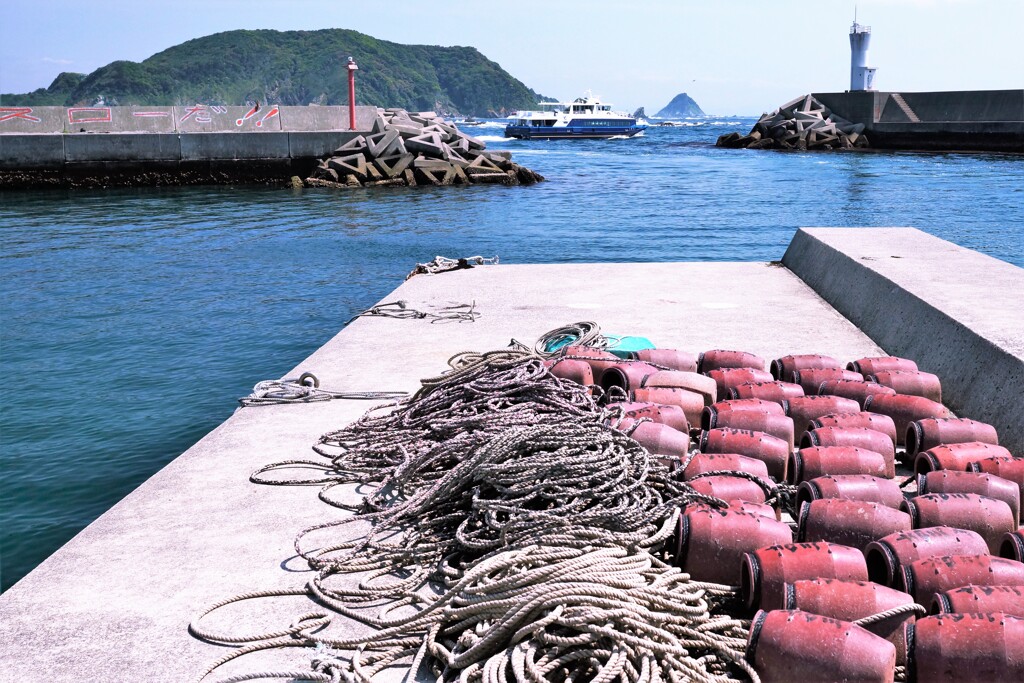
[913,454,938,476]
[796,481,819,510]
[865,543,896,586]
[787,452,802,485]
[600,367,629,393]
[700,406,716,432]
[742,553,761,609]
[1000,532,1024,561]
[905,422,923,458]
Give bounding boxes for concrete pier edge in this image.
[783,227,1024,453]
[0,227,1020,681]
[0,105,380,176]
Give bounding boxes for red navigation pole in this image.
[347,56,358,130]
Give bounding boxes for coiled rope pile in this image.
[193,343,758,683]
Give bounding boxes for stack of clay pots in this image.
[544,343,1023,683]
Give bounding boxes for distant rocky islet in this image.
[632,94,706,123]
[653,93,706,119]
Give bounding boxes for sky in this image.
[1,0,1021,115]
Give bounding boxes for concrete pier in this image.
[0,228,1020,682]
[812,89,1024,152]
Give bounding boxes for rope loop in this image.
[238,375,407,407]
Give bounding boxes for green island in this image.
[1,28,548,117]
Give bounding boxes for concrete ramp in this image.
[784,227,1024,454]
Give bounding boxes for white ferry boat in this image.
[505,92,646,140]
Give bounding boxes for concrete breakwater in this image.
[0,104,542,188]
[720,89,1023,153]
[717,94,868,151]
[306,108,543,188]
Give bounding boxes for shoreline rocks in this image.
[306,108,543,189]
[717,94,870,151]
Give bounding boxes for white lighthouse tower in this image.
[849,18,877,91]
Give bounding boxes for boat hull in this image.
[504,125,646,140]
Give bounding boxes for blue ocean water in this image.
[1,119,1022,591]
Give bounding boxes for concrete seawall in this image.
[784,227,1024,453]
[812,89,1024,152]
[0,228,1019,681]
[0,105,378,184]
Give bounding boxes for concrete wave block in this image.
[405,132,445,157]
[421,124,454,143]
[412,164,455,186]
[334,135,367,153]
[469,172,511,184]
[392,123,425,139]
[779,95,806,116]
[464,134,485,151]
[403,168,417,186]
[370,114,388,135]
[434,121,459,138]
[467,154,503,174]
[440,143,469,168]
[485,152,512,168]
[447,136,470,154]
[795,111,824,122]
[388,135,408,157]
[366,129,400,158]
[327,153,367,177]
[365,178,405,187]
[413,157,453,172]
[374,153,414,178]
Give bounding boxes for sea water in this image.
[1,119,1021,590]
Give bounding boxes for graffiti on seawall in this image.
[236,104,280,127]
[68,108,112,124]
[0,107,42,123]
[179,104,228,124]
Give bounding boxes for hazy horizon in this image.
[2,0,1021,116]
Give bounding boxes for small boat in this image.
[457,116,485,127]
[505,92,646,140]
